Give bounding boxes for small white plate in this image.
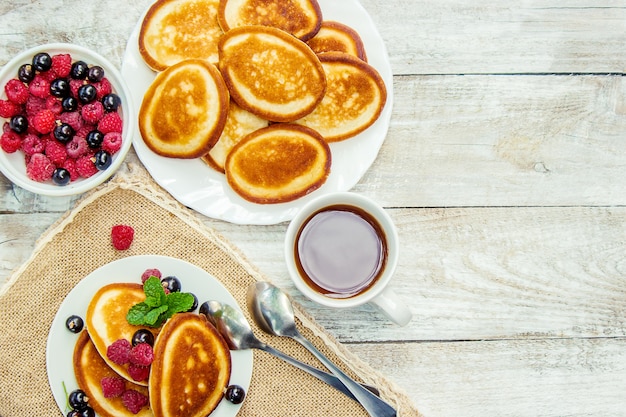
[46,255,253,417]
[121,0,393,225]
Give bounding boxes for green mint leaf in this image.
[165,292,195,315]
[126,302,152,325]
[145,305,168,326]
[143,276,166,304]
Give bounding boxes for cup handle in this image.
[370,287,412,326]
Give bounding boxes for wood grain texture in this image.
[359,0,626,74]
[1,1,625,416]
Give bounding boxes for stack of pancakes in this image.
[74,283,231,417]
[138,0,387,204]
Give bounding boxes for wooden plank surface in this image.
[1,1,625,417]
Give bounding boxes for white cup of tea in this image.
[284,192,412,326]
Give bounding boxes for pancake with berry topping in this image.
[85,283,159,386]
[73,331,153,417]
[139,0,223,70]
[218,0,322,41]
[149,313,231,417]
[139,59,229,158]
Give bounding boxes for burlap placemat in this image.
[0,164,420,417]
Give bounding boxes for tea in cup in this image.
[285,192,412,326]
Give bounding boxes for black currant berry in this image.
[77,84,97,104]
[70,61,89,80]
[186,293,199,312]
[9,115,28,134]
[87,65,105,82]
[94,150,112,170]
[161,276,181,293]
[32,52,52,72]
[54,123,75,143]
[62,96,78,112]
[224,385,246,404]
[65,315,84,332]
[132,329,155,347]
[86,130,104,148]
[68,389,89,411]
[18,63,35,83]
[53,168,71,186]
[50,78,70,98]
[199,301,210,317]
[102,93,121,112]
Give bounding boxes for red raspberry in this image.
[0,130,22,153]
[102,132,122,154]
[25,95,46,117]
[94,77,113,100]
[62,158,79,181]
[38,69,57,82]
[31,109,56,134]
[111,224,134,250]
[121,389,149,414]
[66,135,89,159]
[51,53,72,78]
[141,268,162,283]
[76,154,98,178]
[21,133,44,156]
[127,364,150,383]
[106,339,131,365]
[81,101,104,124]
[45,139,67,166]
[59,111,83,132]
[46,96,63,115]
[76,124,95,139]
[26,153,54,182]
[98,112,123,134]
[5,79,29,104]
[28,75,51,99]
[101,376,126,398]
[129,343,154,366]
[0,99,22,118]
[69,79,84,98]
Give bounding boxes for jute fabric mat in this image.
[0,164,421,417]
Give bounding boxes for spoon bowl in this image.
[247,282,397,417]
[199,299,378,400]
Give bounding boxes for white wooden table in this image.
[2,1,626,416]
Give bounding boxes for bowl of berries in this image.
[0,43,133,196]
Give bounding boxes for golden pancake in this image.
[218,0,322,41]
[225,123,331,204]
[139,0,223,70]
[149,313,231,417]
[307,20,367,61]
[85,283,159,386]
[73,331,153,417]
[139,59,230,158]
[295,52,386,142]
[218,25,326,122]
[202,100,269,173]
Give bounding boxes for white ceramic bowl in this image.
[0,43,134,196]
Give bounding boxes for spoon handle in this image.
[293,334,397,417]
[260,343,380,399]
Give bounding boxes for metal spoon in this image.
[201,300,378,401]
[247,282,397,417]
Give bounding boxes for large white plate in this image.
[121,0,393,225]
[46,255,253,417]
